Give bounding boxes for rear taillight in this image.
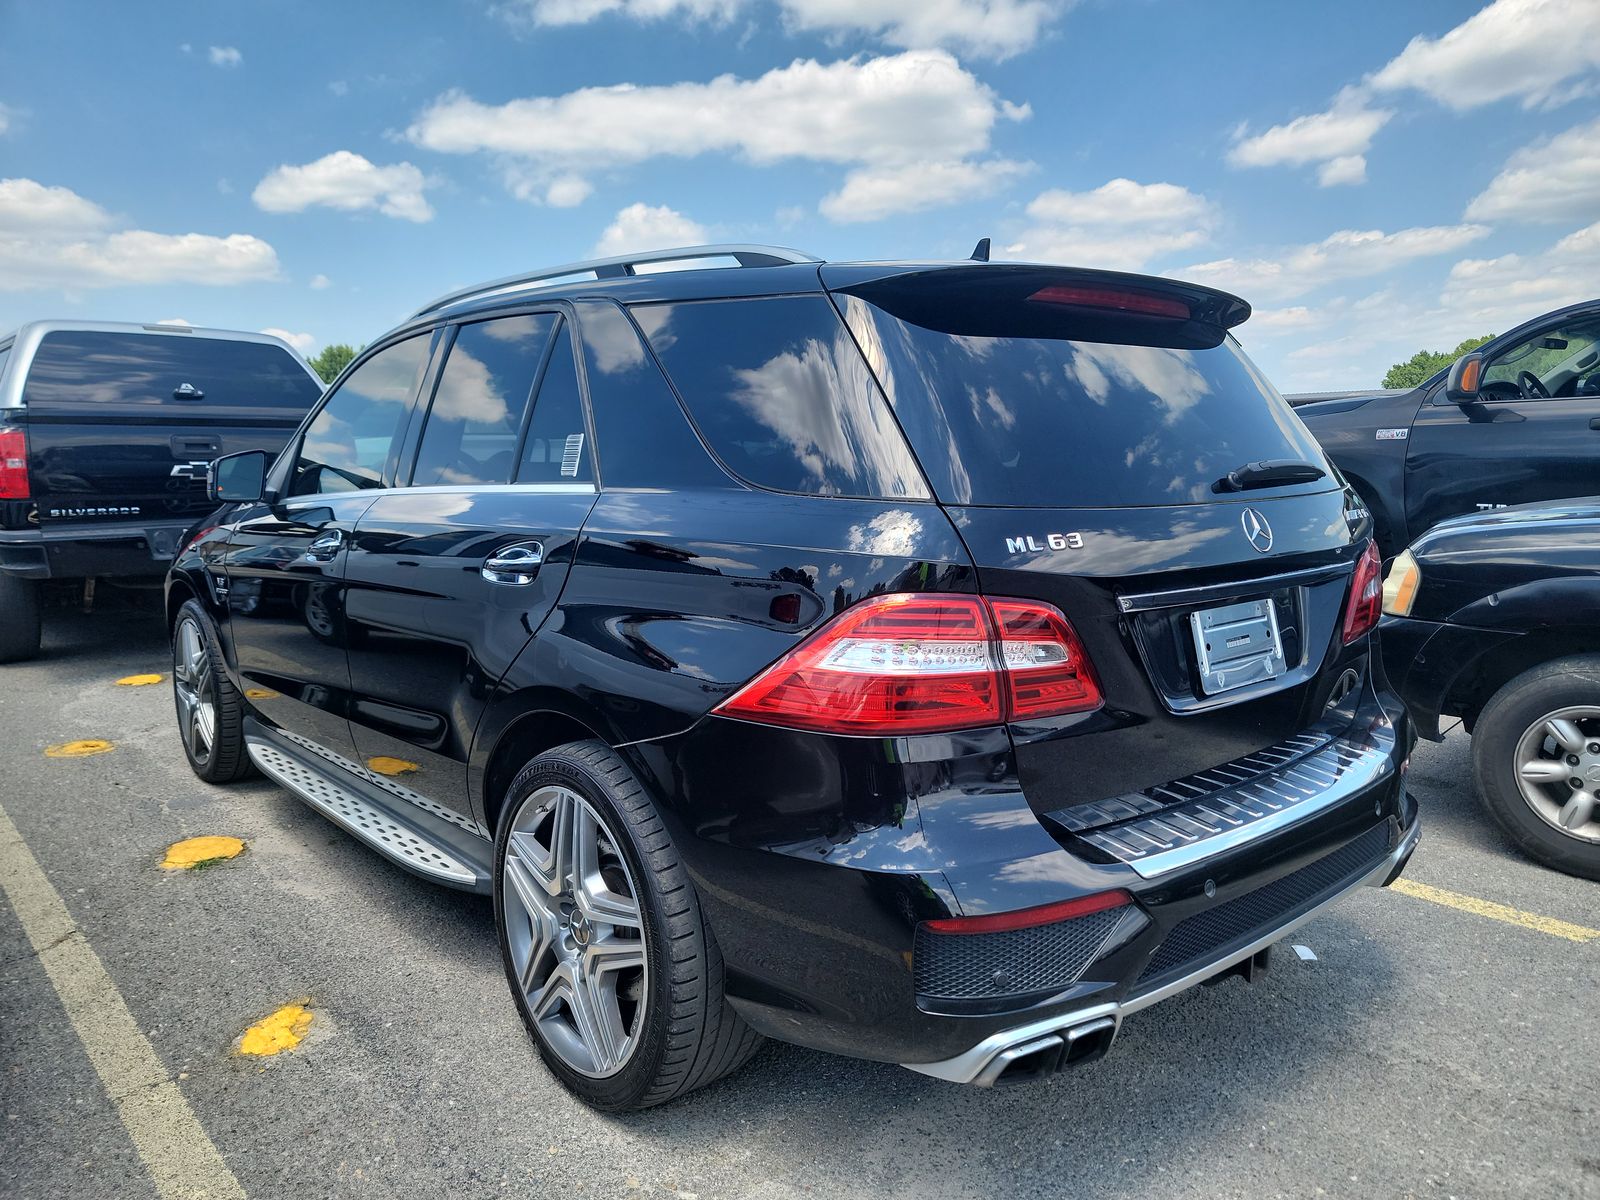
[923,888,1131,935]
[0,428,28,500]
[712,593,1102,736]
[1342,540,1382,644]
[1027,285,1190,320]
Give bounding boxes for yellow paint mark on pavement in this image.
[1392,878,1600,944]
[243,688,278,701]
[366,756,419,777]
[160,836,245,871]
[237,1004,313,1057]
[0,801,247,1200]
[115,673,164,687]
[44,739,115,759]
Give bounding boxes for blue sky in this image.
[1,0,1597,390]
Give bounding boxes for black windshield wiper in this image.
[1213,459,1326,493]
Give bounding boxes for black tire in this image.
[171,599,253,783]
[493,740,762,1110]
[0,574,42,663]
[1472,656,1600,882]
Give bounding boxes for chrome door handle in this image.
[482,542,545,585]
[304,529,345,562]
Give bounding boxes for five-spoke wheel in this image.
[173,615,218,769]
[1512,707,1600,842]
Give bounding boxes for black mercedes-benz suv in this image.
[166,244,1418,1110]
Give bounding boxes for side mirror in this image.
[208,450,270,503]
[1445,351,1485,403]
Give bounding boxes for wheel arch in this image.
[1447,632,1600,733]
[476,698,614,836]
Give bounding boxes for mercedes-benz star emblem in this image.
[1241,507,1273,553]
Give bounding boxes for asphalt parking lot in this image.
[2,596,1597,1200]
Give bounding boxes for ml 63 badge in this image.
[1005,532,1084,554]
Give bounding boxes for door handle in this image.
[482,542,545,585]
[1588,418,1600,430]
[303,529,345,562]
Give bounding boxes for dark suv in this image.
[0,320,324,661]
[167,245,1418,1110]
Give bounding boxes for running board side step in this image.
[245,735,488,890]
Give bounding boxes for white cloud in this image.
[544,174,594,207]
[1466,115,1600,223]
[593,202,707,256]
[407,50,1028,219]
[252,151,434,222]
[1440,219,1600,324]
[497,0,1063,59]
[1175,224,1491,302]
[0,177,280,292]
[310,273,332,290]
[208,46,243,68]
[261,327,317,354]
[821,158,1030,222]
[0,103,12,136]
[1228,89,1392,186]
[1004,179,1214,272]
[1371,0,1600,111]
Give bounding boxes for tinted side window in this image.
[517,323,593,485]
[634,296,928,499]
[20,331,322,418]
[411,314,556,487]
[292,334,431,495]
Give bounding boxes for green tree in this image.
[1382,334,1495,390]
[307,343,358,384]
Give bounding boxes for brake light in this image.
[1028,285,1190,320]
[923,888,1131,935]
[0,428,28,500]
[712,593,1102,736]
[1342,540,1382,644]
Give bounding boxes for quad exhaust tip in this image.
[976,1016,1118,1087]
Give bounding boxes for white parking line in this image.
[0,801,246,1200]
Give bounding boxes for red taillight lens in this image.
[1342,540,1382,645]
[0,428,28,500]
[713,593,1101,736]
[923,888,1131,935]
[1027,285,1190,320]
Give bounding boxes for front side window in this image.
[411,314,556,487]
[634,296,927,499]
[1482,316,1600,399]
[292,334,431,495]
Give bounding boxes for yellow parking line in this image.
[0,801,247,1200]
[1391,878,1599,944]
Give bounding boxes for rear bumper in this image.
[0,520,196,580]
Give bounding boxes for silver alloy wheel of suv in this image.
[1513,706,1600,842]
[500,784,649,1077]
[172,615,218,768]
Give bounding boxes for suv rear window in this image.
[21,330,321,419]
[635,296,928,499]
[839,293,1331,509]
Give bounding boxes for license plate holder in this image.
[1189,598,1287,696]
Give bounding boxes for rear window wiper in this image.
[1214,459,1326,493]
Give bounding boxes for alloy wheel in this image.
[172,617,217,767]
[500,785,649,1078]
[1513,706,1600,844]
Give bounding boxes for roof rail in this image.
[411,244,823,318]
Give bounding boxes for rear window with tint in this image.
[21,331,322,420]
[841,295,1332,508]
[635,296,928,499]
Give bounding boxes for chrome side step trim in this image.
[904,817,1420,1086]
[246,737,479,886]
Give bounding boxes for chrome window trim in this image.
[1116,562,1353,613]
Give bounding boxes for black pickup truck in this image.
[1291,298,1600,557]
[0,321,323,661]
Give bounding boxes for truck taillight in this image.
[0,428,28,500]
[712,593,1102,736]
[1342,540,1382,645]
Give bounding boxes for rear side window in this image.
[517,323,592,485]
[841,293,1332,508]
[635,296,928,499]
[20,331,321,419]
[292,334,432,495]
[412,314,556,487]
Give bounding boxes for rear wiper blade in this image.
[1214,459,1326,493]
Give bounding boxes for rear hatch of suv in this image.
[15,326,322,534]
[824,265,1369,821]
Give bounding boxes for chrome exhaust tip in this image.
[976,1016,1118,1087]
